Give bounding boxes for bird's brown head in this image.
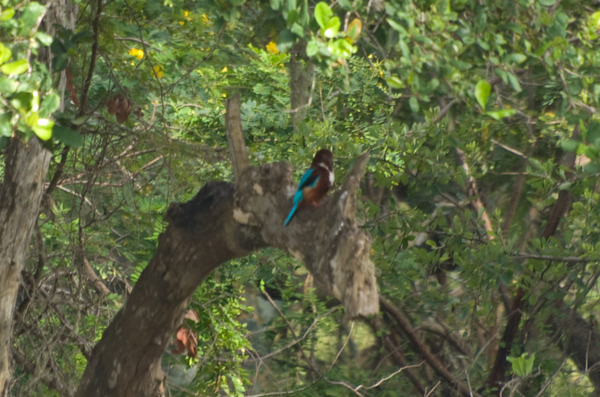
[312,149,333,172]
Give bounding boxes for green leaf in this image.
[387,19,406,34]
[507,72,522,92]
[71,30,95,44]
[287,0,296,12]
[507,353,535,377]
[32,118,53,141]
[528,157,544,172]
[24,111,39,127]
[583,161,600,174]
[330,38,355,58]
[347,18,362,41]
[338,0,351,9]
[587,121,600,145]
[323,16,340,38]
[70,116,88,126]
[0,43,12,65]
[537,0,555,6]
[277,28,295,52]
[0,7,15,21]
[486,109,515,120]
[19,2,46,36]
[290,22,305,38]
[298,0,309,25]
[39,93,60,117]
[0,76,18,94]
[0,113,12,136]
[1,59,28,75]
[287,9,298,24]
[52,53,69,71]
[314,2,332,31]
[386,76,404,89]
[306,39,319,57]
[53,125,83,147]
[269,0,282,10]
[10,92,33,112]
[559,139,579,152]
[507,53,527,64]
[409,96,420,113]
[474,80,491,109]
[34,31,53,46]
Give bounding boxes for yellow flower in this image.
[153,65,164,79]
[184,10,189,18]
[266,41,279,54]
[202,13,209,23]
[221,66,228,73]
[129,48,144,60]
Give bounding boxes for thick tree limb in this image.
[234,153,379,318]
[380,296,480,397]
[76,154,379,396]
[76,182,264,396]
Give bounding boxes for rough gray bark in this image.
[75,159,379,396]
[234,155,379,318]
[0,138,51,394]
[0,0,74,391]
[75,181,264,397]
[75,95,378,396]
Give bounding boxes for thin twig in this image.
[456,148,495,239]
[356,362,425,391]
[79,0,103,112]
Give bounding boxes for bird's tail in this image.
[283,202,299,226]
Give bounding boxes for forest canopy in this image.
[1,0,600,396]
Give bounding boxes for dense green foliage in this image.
[5,0,600,395]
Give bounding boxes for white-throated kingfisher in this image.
[284,149,334,226]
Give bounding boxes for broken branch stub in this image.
[234,154,379,318]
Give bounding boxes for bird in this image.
[283,149,334,226]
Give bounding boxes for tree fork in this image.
[75,97,379,396]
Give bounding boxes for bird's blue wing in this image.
[284,168,320,226]
[294,168,319,205]
[297,168,319,191]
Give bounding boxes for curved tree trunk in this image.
[75,96,379,397]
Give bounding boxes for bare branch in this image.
[356,362,425,391]
[380,296,481,397]
[226,93,250,185]
[456,148,495,239]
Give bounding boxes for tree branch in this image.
[379,296,481,397]
[226,93,250,185]
[487,124,580,391]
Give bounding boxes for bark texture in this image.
[75,155,378,396]
[0,139,51,393]
[226,93,250,185]
[234,155,379,318]
[0,0,74,391]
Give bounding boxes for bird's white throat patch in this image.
[317,162,334,185]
